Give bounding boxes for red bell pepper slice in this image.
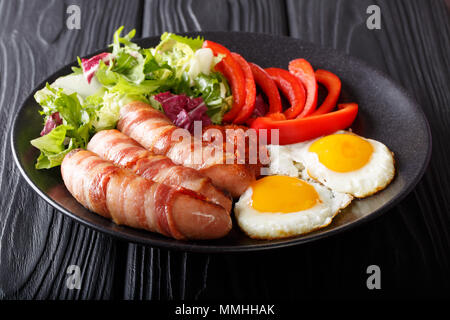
[250,103,358,145]
[288,59,318,118]
[202,41,245,122]
[265,67,306,119]
[312,69,342,116]
[230,53,256,124]
[249,62,282,114]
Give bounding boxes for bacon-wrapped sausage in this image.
[87,129,232,212]
[61,149,232,240]
[117,101,256,197]
[202,124,268,178]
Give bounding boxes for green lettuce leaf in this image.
[31,125,75,169]
[109,27,146,84]
[53,92,83,126]
[95,60,161,96]
[32,86,95,169]
[34,84,61,116]
[192,72,231,124]
[31,124,69,154]
[111,26,140,54]
[153,33,198,79]
[88,91,143,131]
[159,32,204,51]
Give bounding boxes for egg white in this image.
[234,181,353,239]
[267,131,395,198]
[298,132,395,198]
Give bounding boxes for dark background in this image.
[0,0,449,300]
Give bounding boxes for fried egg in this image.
[298,131,395,198]
[268,131,395,198]
[234,175,352,239]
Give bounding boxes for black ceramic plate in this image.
[11,32,431,253]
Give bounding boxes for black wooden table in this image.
[1,0,449,300]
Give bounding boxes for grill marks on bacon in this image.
[117,101,256,197]
[61,149,232,240]
[87,130,232,212]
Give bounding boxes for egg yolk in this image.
[251,175,320,213]
[309,134,373,172]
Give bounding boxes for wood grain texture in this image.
[142,0,288,35]
[0,0,449,300]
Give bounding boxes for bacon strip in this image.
[117,101,256,197]
[87,129,232,212]
[202,124,268,177]
[61,149,232,240]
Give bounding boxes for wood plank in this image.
[0,0,143,299]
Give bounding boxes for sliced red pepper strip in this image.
[288,58,318,118]
[312,69,342,116]
[231,53,256,124]
[202,41,245,122]
[250,103,358,145]
[248,62,282,114]
[265,67,306,119]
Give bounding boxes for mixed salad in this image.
[31,27,232,169]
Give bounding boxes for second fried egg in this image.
[234,175,353,239]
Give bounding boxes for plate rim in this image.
[10,31,432,253]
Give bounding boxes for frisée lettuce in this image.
[31,85,95,169]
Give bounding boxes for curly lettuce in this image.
[31,85,94,169]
